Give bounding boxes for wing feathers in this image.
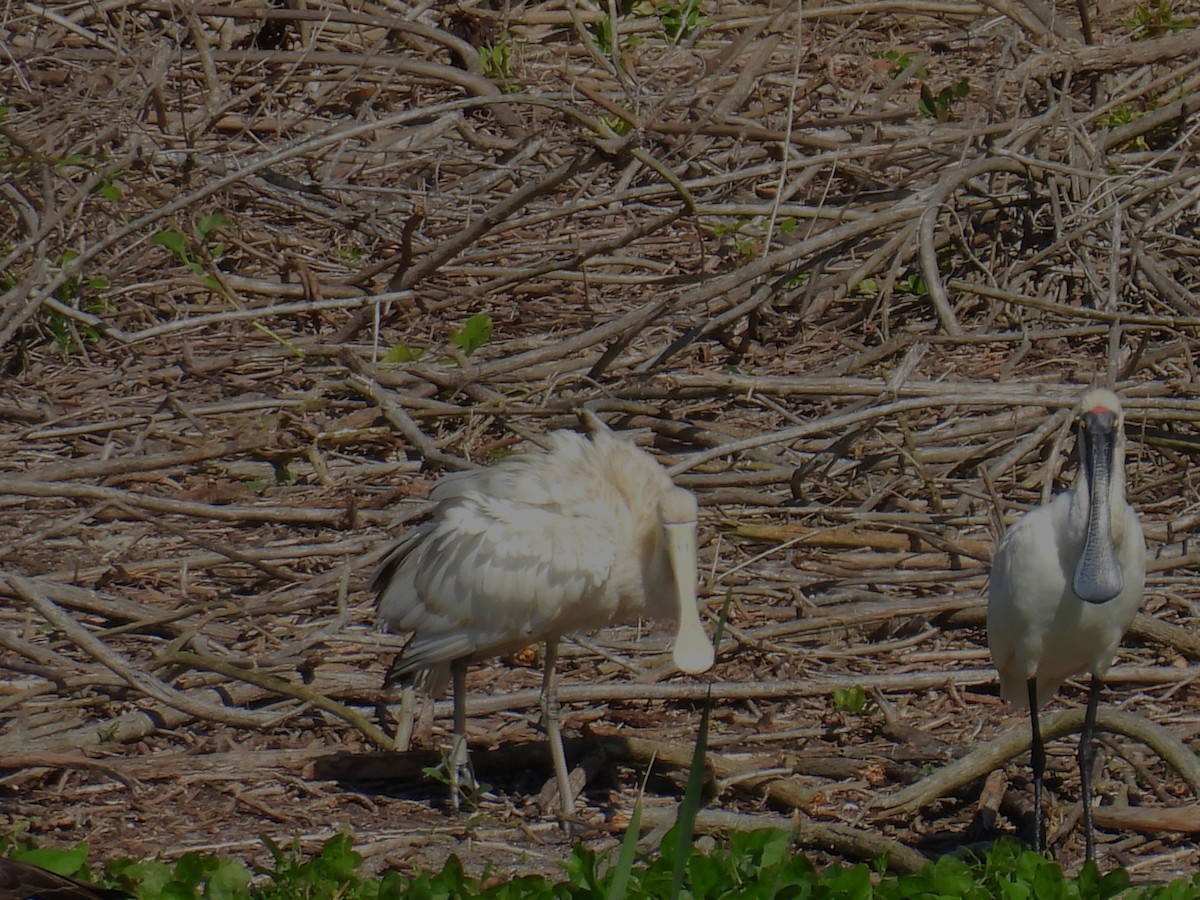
[378,488,620,670]
[374,427,690,679]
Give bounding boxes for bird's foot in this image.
[447,735,479,810]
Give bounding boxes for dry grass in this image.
[2,0,1200,883]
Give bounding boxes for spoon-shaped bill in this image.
[1073,409,1124,604]
[663,521,715,673]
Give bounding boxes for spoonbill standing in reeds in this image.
[988,388,1145,860]
[372,414,715,815]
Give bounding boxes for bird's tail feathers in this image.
[383,656,451,697]
[384,631,464,695]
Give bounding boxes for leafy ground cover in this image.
[7,832,1200,899]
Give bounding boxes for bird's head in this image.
[1076,388,1123,439]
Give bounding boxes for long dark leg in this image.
[1027,677,1045,854]
[1079,674,1103,862]
[1075,0,1094,43]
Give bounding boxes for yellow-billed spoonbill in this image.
[372,415,715,815]
[988,388,1145,860]
[0,858,130,900]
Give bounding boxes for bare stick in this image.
[6,575,278,730]
[167,649,394,751]
[874,707,1200,817]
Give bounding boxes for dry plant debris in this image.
[2,0,1200,882]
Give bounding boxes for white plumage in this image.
[987,387,1145,860]
[372,418,714,814]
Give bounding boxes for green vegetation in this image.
[480,38,524,92]
[882,50,928,79]
[586,0,710,54]
[382,343,426,363]
[712,217,761,263]
[152,213,233,291]
[853,277,879,297]
[587,6,632,55]
[46,250,111,353]
[7,832,1200,899]
[1096,104,1152,152]
[379,314,493,365]
[658,0,711,45]
[830,684,869,714]
[331,245,364,262]
[883,52,971,125]
[1124,0,1193,38]
[450,312,494,355]
[95,172,124,204]
[480,41,513,81]
[588,12,631,55]
[710,216,797,265]
[918,79,971,122]
[895,271,929,296]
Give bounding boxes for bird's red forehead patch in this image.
[1088,404,1115,415]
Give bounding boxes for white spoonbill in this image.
[371,415,715,815]
[988,388,1145,861]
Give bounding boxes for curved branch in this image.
[638,807,929,875]
[874,707,1200,817]
[7,575,278,730]
[918,158,1028,337]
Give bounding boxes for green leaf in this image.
[896,272,928,295]
[450,313,494,355]
[108,858,174,896]
[831,685,868,713]
[919,83,937,118]
[152,229,187,256]
[196,213,232,242]
[666,590,731,900]
[606,776,647,900]
[383,344,425,363]
[12,843,90,877]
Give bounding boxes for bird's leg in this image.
[541,638,576,820]
[449,658,474,809]
[1075,0,1094,43]
[1079,674,1103,862]
[1027,678,1045,854]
